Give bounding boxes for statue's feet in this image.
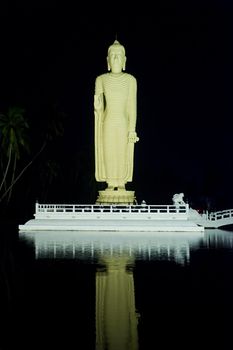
[105,183,126,191]
[105,185,114,191]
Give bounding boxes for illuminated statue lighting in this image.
[94,40,139,204]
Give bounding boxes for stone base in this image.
[96,189,135,204]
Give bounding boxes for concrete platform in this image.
[19,218,204,232]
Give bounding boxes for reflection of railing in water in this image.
[20,231,204,265]
[204,229,233,248]
[20,229,233,264]
[34,240,192,264]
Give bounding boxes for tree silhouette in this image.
[0,106,29,203]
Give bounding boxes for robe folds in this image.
[94,72,137,186]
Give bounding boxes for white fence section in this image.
[35,203,189,221]
[207,209,233,221]
[191,208,233,228]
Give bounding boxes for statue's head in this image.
[107,40,127,73]
[107,40,125,56]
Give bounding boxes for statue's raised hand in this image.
[128,131,139,143]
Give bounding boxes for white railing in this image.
[35,203,189,215]
[207,209,233,221]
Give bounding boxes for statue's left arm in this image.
[128,76,139,143]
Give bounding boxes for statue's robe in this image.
[94,73,137,186]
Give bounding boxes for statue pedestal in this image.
[96,189,135,205]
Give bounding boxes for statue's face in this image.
[107,48,126,73]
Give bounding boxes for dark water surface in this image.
[1,227,233,349]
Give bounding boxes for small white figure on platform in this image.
[172,193,185,207]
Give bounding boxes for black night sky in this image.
[1,1,233,215]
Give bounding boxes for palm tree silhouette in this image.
[0,106,29,203]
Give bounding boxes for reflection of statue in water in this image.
[94,40,139,204]
[96,255,139,350]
